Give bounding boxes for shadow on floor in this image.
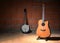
[47,37,60,40]
[37,37,60,41]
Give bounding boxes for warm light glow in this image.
[0,33,60,43]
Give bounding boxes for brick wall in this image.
[0,0,60,33]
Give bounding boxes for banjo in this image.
[21,8,31,33]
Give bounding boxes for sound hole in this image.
[42,23,45,26]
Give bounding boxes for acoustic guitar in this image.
[21,8,31,33]
[36,4,50,38]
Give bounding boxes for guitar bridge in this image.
[41,29,46,31]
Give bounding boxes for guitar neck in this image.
[42,4,45,23]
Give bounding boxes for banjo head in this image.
[21,24,29,32]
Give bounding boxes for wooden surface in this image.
[0,32,60,43]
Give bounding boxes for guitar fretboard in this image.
[42,4,45,23]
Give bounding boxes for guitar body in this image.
[36,20,50,38]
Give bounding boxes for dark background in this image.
[0,0,60,34]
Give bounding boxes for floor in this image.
[0,32,60,43]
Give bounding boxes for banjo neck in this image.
[24,8,28,25]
